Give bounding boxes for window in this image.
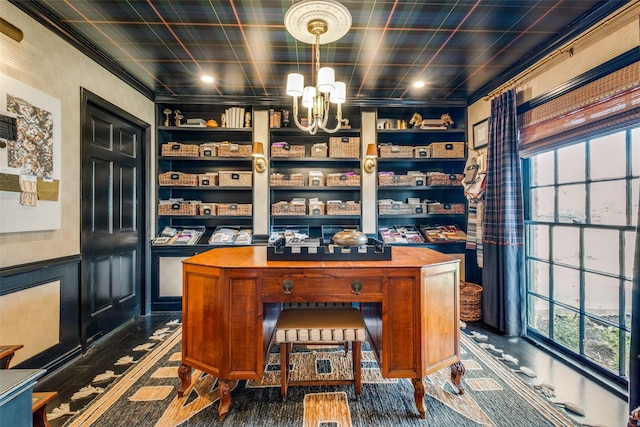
[524,126,638,382]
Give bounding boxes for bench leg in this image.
[353,341,362,397]
[33,403,51,427]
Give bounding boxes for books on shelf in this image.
[153,226,205,245]
[209,226,253,245]
[224,107,248,128]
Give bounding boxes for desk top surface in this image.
[183,245,457,269]
[0,369,45,401]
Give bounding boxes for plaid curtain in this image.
[481,89,525,336]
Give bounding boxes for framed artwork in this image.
[472,118,489,150]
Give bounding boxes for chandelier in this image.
[284,0,352,134]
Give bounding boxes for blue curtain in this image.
[481,89,525,336]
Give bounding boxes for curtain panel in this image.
[519,61,640,157]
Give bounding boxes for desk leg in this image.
[411,378,426,419]
[177,364,192,397]
[217,379,232,421]
[450,361,466,394]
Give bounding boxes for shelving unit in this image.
[268,125,363,239]
[374,105,468,253]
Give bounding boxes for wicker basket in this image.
[326,201,361,215]
[271,201,306,216]
[326,173,360,187]
[158,171,199,186]
[378,174,426,187]
[158,201,199,216]
[217,203,252,216]
[378,202,426,215]
[310,143,328,157]
[198,173,218,187]
[430,142,464,158]
[199,143,217,157]
[329,136,360,158]
[427,202,466,214]
[426,173,463,186]
[198,203,216,215]
[379,145,414,158]
[414,146,431,158]
[270,173,305,187]
[271,144,306,157]
[161,142,199,157]
[218,171,253,187]
[217,142,252,157]
[460,282,483,322]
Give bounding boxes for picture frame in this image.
[472,118,489,150]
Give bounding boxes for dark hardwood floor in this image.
[33,314,628,427]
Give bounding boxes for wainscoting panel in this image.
[0,256,81,371]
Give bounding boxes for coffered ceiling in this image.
[10,0,630,103]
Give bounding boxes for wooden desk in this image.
[0,344,24,369]
[179,246,461,420]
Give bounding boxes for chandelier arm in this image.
[291,97,311,132]
[321,103,342,133]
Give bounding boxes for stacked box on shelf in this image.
[427,202,466,214]
[217,203,252,216]
[271,143,306,157]
[271,200,306,216]
[378,144,414,158]
[308,171,325,187]
[378,200,427,215]
[420,225,467,243]
[329,136,359,158]
[326,172,360,187]
[378,172,425,186]
[426,172,464,186]
[217,142,252,157]
[429,142,464,158]
[308,200,325,216]
[158,171,199,186]
[161,142,199,157]
[326,200,361,215]
[218,171,252,187]
[198,172,218,186]
[270,173,305,187]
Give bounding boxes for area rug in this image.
[56,321,579,427]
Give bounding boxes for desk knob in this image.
[351,279,363,295]
[282,279,294,294]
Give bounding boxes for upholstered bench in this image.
[274,306,366,400]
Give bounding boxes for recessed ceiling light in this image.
[201,75,214,83]
[412,81,425,88]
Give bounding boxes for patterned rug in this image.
[53,320,579,426]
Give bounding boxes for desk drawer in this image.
[262,269,383,302]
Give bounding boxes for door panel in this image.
[82,96,144,345]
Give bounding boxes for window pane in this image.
[583,228,620,275]
[528,260,549,298]
[531,187,555,221]
[584,272,619,319]
[591,180,627,226]
[590,131,626,180]
[632,178,639,227]
[528,224,549,259]
[528,295,549,336]
[624,280,632,328]
[557,143,585,183]
[625,231,636,280]
[553,307,579,351]
[633,127,640,176]
[553,265,580,309]
[584,317,619,372]
[625,330,631,377]
[552,226,580,267]
[531,151,555,186]
[558,184,585,223]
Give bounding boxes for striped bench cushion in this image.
[274,307,366,343]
